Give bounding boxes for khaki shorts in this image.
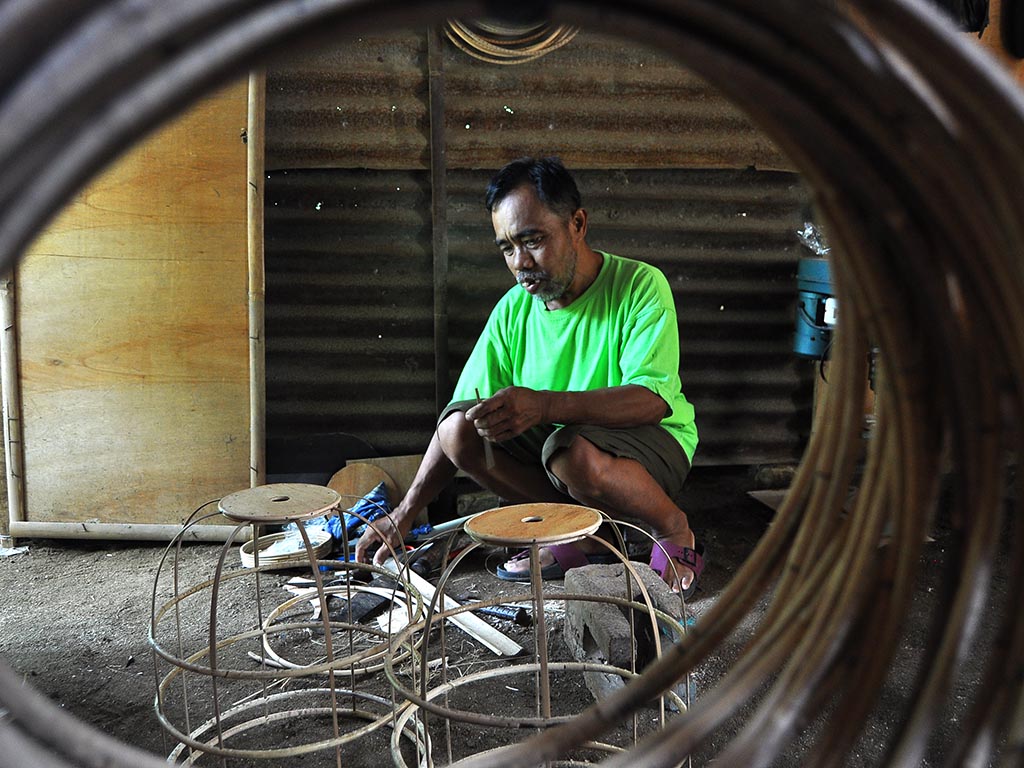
[440,400,691,506]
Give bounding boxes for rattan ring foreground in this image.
[0,2,1022,767]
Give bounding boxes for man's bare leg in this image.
[499,436,696,591]
[437,411,568,504]
[435,411,575,572]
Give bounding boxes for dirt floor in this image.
[0,466,1004,766]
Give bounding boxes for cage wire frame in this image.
[380,506,692,767]
[0,1,1021,767]
[148,488,431,764]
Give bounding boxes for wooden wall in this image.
[982,0,1024,82]
[10,79,250,537]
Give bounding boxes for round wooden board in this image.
[219,483,341,523]
[464,502,603,546]
[327,463,396,508]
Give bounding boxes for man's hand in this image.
[353,430,456,566]
[465,386,547,442]
[353,505,413,566]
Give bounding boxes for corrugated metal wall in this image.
[445,168,811,465]
[265,29,791,172]
[266,31,429,170]
[264,169,436,450]
[264,28,813,467]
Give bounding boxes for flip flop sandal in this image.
[650,540,707,600]
[495,541,618,582]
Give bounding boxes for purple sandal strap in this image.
[650,540,704,578]
[547,542,590,572]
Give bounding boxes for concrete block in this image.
[563,562,686,702]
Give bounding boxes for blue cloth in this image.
[281,481,392,544]
[337,481,391,540]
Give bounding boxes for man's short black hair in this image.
[485,157,582,219]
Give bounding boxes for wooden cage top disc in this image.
[464,502,603,546]
[219,483,341,523]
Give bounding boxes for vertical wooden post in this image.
[428,26,450,414]
[0,272,24,546]
[247,71,267,488]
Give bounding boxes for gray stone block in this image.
[563,562,687,702]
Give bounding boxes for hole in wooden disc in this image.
[270,495,290,502]
[521,515,544,523]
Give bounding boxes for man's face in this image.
[491,185,585,306]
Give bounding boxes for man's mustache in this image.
[516,270,548,284]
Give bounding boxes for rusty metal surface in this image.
[444,30,790,170]
[265,30,430,170]
[264,168,438,451]
[264,27,807,465]
[265,28,790,171]
[266,166,811,464]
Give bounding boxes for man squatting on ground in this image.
[355,157,704,594]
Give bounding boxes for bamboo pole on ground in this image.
[6,520,239,542]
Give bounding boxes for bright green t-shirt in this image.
[451,251,698,461]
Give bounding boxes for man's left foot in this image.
[649,532,705,595]
[495,541,617,582]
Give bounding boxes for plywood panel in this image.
[17,79,250,528]
[981,0,1024,83]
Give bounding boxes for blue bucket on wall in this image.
[794,256,834,359]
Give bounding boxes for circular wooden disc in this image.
[219,483,341,523]
[464,502,602,546]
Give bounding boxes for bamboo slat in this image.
[247,70,267,488]
[0,272,23,541]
